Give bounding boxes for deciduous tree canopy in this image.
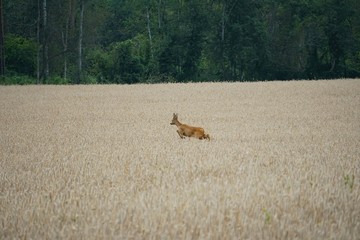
[2,0,360,84]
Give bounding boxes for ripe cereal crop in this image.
[0,79,359,239]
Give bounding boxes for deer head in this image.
[170,113,178,125]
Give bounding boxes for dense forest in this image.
[1,0,360,84]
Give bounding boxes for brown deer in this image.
[170,113,210,140]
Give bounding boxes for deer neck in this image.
[174,119,182,127]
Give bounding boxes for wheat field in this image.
[0,79,359,239]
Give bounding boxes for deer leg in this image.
[205,134,210,141]
[177,130,185,139]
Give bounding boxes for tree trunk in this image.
[62,31,68,81]
[62,1,71,81]
[0,0,5,77]
[77,0,84,84]
[220,2,226,80]
[146,6,153,55]
[221,3,225,42]
[42,0,49,81]
[36,0,40,83]
[157,0,162,29]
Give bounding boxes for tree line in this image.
[1,0,360,84]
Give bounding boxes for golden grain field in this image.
[0,79,359,239]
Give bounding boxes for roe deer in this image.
[170,113,210,140]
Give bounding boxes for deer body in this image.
[170,113,210,140]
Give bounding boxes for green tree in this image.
[5,34,37,75]
[2,0,360,84]
[217,0,267,80]
[103,38,146,84]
